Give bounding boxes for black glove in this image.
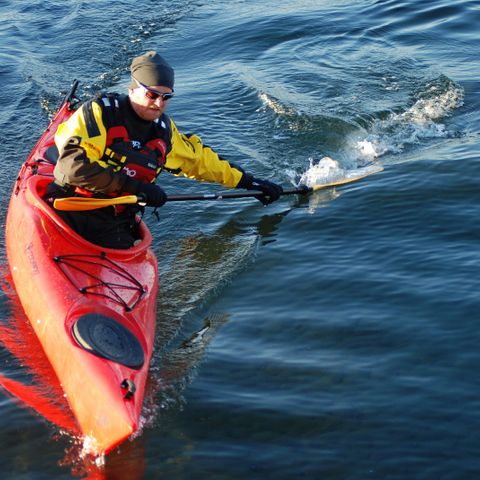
[136,182,167,208]
[240,174,283,205]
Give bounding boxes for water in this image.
[1,0,479,477]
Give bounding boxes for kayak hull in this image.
[5,88,159,455]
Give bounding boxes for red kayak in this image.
[5,81,158,455]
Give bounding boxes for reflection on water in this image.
[0,209,293,477]
[0,270,78,434]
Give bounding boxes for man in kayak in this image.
[49,51,283,248]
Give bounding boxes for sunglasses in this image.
[133,77,175,101]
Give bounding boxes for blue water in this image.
[1,0,479,478]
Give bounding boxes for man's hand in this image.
[239,174,284,205]
[136,183,167,207]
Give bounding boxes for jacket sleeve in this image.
[53,100,131,194]
[164,120,246,188]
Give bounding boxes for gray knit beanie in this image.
[130,51,174,90]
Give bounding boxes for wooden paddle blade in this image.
[53,195,139,211]
[310,165,384,192]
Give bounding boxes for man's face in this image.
[128,82,174,121]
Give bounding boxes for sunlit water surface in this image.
[0,0,479,478]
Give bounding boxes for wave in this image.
[259,74,464,175]
[352,75,464,162]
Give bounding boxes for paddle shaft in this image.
[166,186,311,202]
[52,186,311,211]
[53,167,384,211]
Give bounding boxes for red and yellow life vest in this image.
[95,94,172,184]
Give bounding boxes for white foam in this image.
[354,78,464,161]
[357,140,380,158]
[79,435,105,465]
[299,157,382,188]
[299,157,345,187]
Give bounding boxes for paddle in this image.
[52,186,307,211]
[53,166,383,211]
[54,195,142,211]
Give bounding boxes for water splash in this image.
[353,76,464,162]
[258,74,464,171]
[300,157,349,186]
[296,157,383,214]
[298,157,383,188]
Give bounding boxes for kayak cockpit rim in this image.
[25,175,153,256]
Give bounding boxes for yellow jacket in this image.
[53,94,246,194]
